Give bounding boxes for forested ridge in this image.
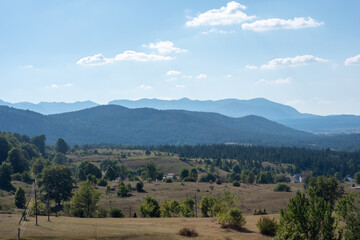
[143,144,360,177]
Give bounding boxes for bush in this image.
[165,177,173,183]
[97,208,108,218]
[274,183,291,192]
[216,179,222,185]
[232,181,240,187]
[97,178,108,187]
[256,216,278,236]
[110,207,124,218]
[178,227,198,237]
[217,207,246,230]
[136,181,144,192]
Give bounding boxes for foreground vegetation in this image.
[1,131,360,239]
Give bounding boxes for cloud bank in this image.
[186,1,255,27]
[242,17,323,31]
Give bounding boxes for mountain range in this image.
[1,98,360,134]
[0,105,359,150]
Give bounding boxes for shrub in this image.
[117,182,132,197]
[256,216,278,236]
[274,183,291,192]
[97,208,108,218]
[232,181,240,187]
[165,178,173,183]
[97,178,107,186]
[110,207,124,218]
[216,179,222,185]
[178,227,198,237]
[217,207,246,230]
[136,181,144,192]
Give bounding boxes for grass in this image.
[0,214,278,240]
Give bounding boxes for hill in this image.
[0,105,359,150]
[109,98,360,134]
[2,98,360,134]
[0,99,98,115]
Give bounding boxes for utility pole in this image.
[17,227,20,240]
[194,193,198,218]
[34,181,38,226]
[47,186,50,222]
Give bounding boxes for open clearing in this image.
[0,214,278,240]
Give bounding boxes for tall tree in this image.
[0,162,13,189]
[39,165,73,208]
[55,138,70,154]
[31,134,46,156]
[7,147,28,173]
[0,136,10,164]
[78,161,102,180]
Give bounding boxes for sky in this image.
[0,0,359,115]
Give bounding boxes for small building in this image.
[163,173,176,180]
[345,177,354,182]
[292,174,303,183]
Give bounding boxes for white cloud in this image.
[144,41,187,55]
[166,77,177,82]
[242,17,323,32]
[186,1,255,27]
[23,65,34,69]
[182,75,193,79]
[64,83,73,87]
[245,65,258,69]
[344,54,360,66]
[201,28,235,35]
[261,55,327,70]
[77,51,172,66]
[166,70,181,76]
[225,74,232,78]
[256,77,293,85]
[176,84,186,88]
[46,84,59,89]
[196,74,207,79]
[138,84,152,90]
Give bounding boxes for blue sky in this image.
[0,0,359,115]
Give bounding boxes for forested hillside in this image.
[0,105,359,150]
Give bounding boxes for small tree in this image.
[117,182,132,197]
[160,199,172,217]
[180,169,189,180]
[307,176,344,206]
[180,197,195,217]
[53,152,68,165]
[71,180,101,218]
[200,196,216,217]
[136,181,144,192]
[170,199,181,217]
[139,195,160,217]
[15,187,26,209]
[217,208,246,230]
